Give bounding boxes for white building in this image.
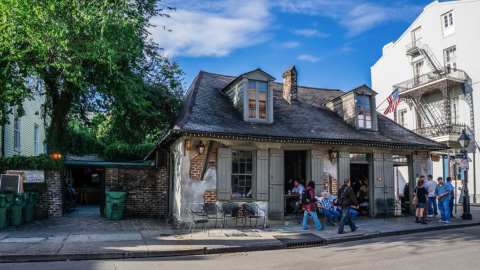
[371,0,480,203]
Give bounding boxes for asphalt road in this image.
[3,226,480,270]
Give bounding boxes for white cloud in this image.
[297,54,321,63]
[280,41,300,48]
[150,0,272,57]
[291,28,330,38]
[274,0,423,36]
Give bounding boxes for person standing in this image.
[302,181,323,231]
[458,180,465,212]
[446,177,455,218]
[337,178,359,234]
[427,175,438,217]
[435,177,452,223]
[414,178,428,224]
[317,191,340,226]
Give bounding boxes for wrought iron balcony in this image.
[394,68,466,93]
[412,123,467,138]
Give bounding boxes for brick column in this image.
[34,171,63,219]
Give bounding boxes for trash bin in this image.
[24,188,40,223]
[105,189,127,220]
[0,191,13,229]
[10,193,26,226]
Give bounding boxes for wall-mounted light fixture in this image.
[328,147,338,165]
[185,139,192,150]
[196,141,206,155]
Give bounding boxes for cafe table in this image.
[284,194,299,212]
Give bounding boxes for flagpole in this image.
[376,97,388,110]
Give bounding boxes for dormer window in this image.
[248,81,267,119]
[356,93,372,129]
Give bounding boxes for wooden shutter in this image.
[311,149,324,196]
[338,151,350,186]
[372,153,385,217]
[383,153,395,201]
[256,150,269,201]
[268,148,284,220]
[217,148,232,201]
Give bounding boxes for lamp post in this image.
[458,130,472,220]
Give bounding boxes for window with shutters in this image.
[14,110,21,152]
[441,10,455,37]
[231,150,254,199]
[444,46,457,74]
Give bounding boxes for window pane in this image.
[259,82,266,101]
[249,81,256,118]
[449,13,453,25]
[357,96,364,128]
[444,15,448,28]
[246,163,252,174]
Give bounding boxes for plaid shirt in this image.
[319,197,333,210]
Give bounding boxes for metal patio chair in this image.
[202,203,223,229]
[221,203,241,230]
[186,207,210,236]
[386,198,398,219]
[375,198,387,219]
[242,203,266,229]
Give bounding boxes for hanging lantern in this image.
[196,141,206,155]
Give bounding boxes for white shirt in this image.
[292,184,305,200]
[426,180,437,197]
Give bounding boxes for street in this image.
[3,226,480,270]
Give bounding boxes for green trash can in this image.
[105,189,127,220]
[0,191,13,229]
[10,193,26,226]
[24,188,40,223]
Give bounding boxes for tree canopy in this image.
[0,0,182,154]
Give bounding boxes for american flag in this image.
[384,89,400,115]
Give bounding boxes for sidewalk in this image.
[1,205,479,263]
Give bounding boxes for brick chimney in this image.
[283,65,298,104]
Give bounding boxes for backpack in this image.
[337,186,349,205]
[301,189,311,205]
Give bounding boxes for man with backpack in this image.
[301,181,323,231]
[337,178,359,234]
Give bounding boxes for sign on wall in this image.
[460,159,469,171]
[7,170,45,183]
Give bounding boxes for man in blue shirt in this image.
[317,191,340,226]
[435,177,452,223]
[446,177,455,218]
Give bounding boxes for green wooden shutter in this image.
[256,150,269,201]
[311,149,324,196]
[217,148,232,201]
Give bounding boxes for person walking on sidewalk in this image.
[435,177,452,224]
[318,191,340,226]
[446,177,456,218]
[427,175,438,218]
[302,181,323,231]
[337,178,359,234]
[414,178,428,224]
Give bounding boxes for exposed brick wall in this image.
[105,165,168,218]
[323,172,339,196]
[24,171,63,219]
[203,190,216,206]
[190,141,217,180]
[283,66,298,104]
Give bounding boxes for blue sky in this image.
[152,0,437,92]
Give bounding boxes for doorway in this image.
[284,150,307,214]
[65,165,105,216]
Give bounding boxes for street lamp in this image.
[458,129,472,220]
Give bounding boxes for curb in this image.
[1,222,479,263]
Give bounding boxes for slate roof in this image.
[148,71,446,158]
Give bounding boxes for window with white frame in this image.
[36,77,41,98]
[451,97,459,124]
[399,109,407,127]
[444,46,457,74]
[443,11,454,29]
[34,124,39,156]
[248,81,267,120]
[356,93,372,129]
[414,60,424,85]
[14,110,21,152]
[43,143,47,154]
[231,150,253,199]
[412,27,422,42]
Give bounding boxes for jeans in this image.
[428,197,438,216]
[319,209,340,225]
[302,210,323,230]
[338,206,356,232]
[438,199,451,222]
[350,209,358,221]
[449,197,454,216]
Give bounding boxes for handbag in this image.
[412,187,418,206]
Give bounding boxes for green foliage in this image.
[104,142,156,162]
[0,154,64,173]
[65,127,105,156]
[0,0,178,153]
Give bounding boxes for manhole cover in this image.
[274,234,326,249]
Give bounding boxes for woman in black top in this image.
[415,178,428,224]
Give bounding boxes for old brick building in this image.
[146,66,446,225]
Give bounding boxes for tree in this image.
[0,0,179,154]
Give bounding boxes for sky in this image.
[151,0,439,93]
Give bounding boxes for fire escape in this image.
[394,40,467,139]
